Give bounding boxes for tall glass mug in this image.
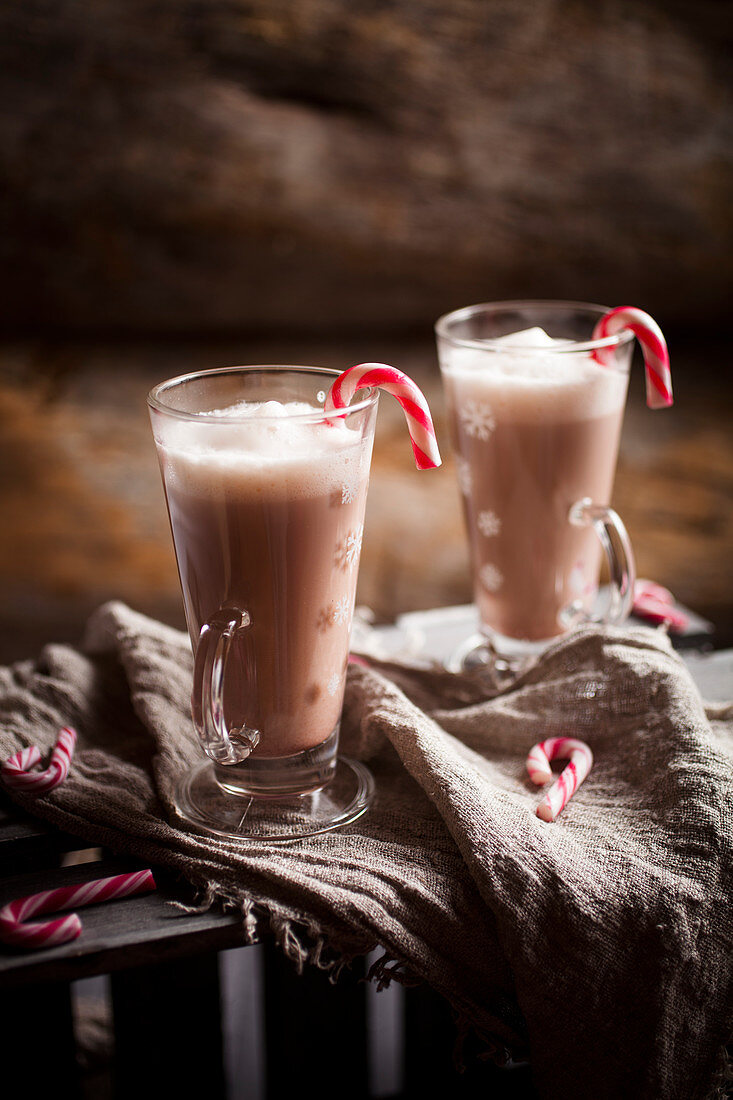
[148,366,378,841]
[436,301,636,674]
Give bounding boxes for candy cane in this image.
[1,726,77,794]
[593,306,672,409]
[325,363,441,470]
[526,737,593,822]
[633,578,689,632]
[0,870,156,950]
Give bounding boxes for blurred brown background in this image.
[0,0,731,661]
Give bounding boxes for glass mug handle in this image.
[191,606,260,765]
[568,498,636,625]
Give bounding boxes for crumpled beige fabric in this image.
[0,601,731,1100]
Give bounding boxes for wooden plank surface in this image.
[1,3,729,335]
[0,800,87,873]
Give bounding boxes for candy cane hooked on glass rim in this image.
[1,726,77,794]
[592,306,672,410]
[526,737,594,822]
[325,363,441,470]
[0,870,157,950]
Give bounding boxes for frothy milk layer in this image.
[441,329,628,421]
[154,399,367,500]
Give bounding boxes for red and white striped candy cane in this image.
[325,363,441,470]
[633,578,689,632]
[526,737,593,823]
[593,306,672,410]
[1,726,77,794]
[0,869,156,950]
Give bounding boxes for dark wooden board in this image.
[0,801,88,873]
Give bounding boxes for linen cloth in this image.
[0,601,731,1099]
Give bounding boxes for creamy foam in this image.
[441,330,627,421]
[491,326,570,348]
[154,399,366,500]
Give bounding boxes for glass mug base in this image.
[214,726,341,798]
[446,629,555,680]
[173,754,375,844]
[446,578,636,681]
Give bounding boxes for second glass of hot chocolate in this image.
[436,301,636,674]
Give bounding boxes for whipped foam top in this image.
[441,328,628,420]
[154,399,369,500]
[487,327,571,349]
[200,399,320,420]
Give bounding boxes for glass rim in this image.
[147,364,378,423]
[434,299,636,355]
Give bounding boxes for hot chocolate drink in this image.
[154,400,373,757]
[441,329,629,642]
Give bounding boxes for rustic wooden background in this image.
[1,0,730,334]
[0,1,731,660]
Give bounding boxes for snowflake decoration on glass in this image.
[568,560,593,597]
[477,510,501,537]
[332,595,352,626]
[455,457,472,495]
[326,671,342,697]
[479,562,503,592]
[460,401,495,441]
[316,607,333,632]
[341,482,356,505]
[345,525,363,568]
[335,525,364,571]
